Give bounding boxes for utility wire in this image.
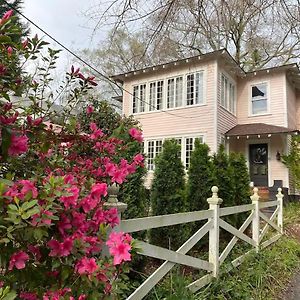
[3,0,200,119]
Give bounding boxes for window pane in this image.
[157,81,163,110]
[221,75,226,107]
[185,138,194,169]
[155,140,163,156]
[147,141,155,171]
[187,74,194,105]
[195,72,204,104]
[167,79,175,108]
[149,82,156,111]
[252,99,267,115]
[252,83,267,114]
[175,77,183,107]
[133,86,138,113]
[139,84,146,112]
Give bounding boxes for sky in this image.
[23,0,107,71]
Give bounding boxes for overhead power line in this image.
[2,0,200,120]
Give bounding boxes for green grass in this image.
[141,202,300,300]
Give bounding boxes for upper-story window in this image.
[186,72,204,105]
[167,76,183,109]
[221,74,236,114]
[149,80,164,111]
[133,84,146,113]
[251,83,268,115]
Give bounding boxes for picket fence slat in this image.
[187,274,213,293]
[220,204,254,217]
[259,200,280,209]
[121,209,213,233]
[126,221,212,300]
[136,241,213,271]
[259,211,282,233]
[259,207,279,242]
[219,211,254,264]
[219,219,256,247]
[260,233,281,249]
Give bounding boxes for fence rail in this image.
[104,185,284,300]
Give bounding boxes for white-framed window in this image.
[186,72,204,105]
[132,84,146,113]
[146,139,163,171]
[144,135,204,170]
[167,76,183,109]
[149,80,164,111]
[221,73,236,114]
[251,83,268,115]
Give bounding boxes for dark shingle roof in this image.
[225,123,298,137]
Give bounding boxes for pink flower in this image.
[31,210,53,227]
[60,186,79,208]
[75,257,98,275]
[80,195,98,213]
[8,251,29,270]
[27,116,43,126]
[86,105,94,114]
[133,153,144,165]
[0,112,18,125]
[18,180,38,198]
[7,46,13,57]
[90,183,107,200]
[22,38,28,49]
[105,208,119,227]
[28,245,41,261]
[89,122,103,140]
[129,128,143,143]
[20,292,38,300]
[106,232,131,265]
[0,281,3,288]
[1,10,13,23]
[47,238,73,257]
[8,134,28,156]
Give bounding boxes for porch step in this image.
[257,187,269,201]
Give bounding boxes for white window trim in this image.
[248,81,270,117]
[220,72,237,115]
[132,82,148,114]
[144,133,206,171]
[131,68,207,115]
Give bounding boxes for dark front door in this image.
[249,143,268,187]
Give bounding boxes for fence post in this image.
[207,186,222,278]
[102,183,127,256]
[251,187,260,253]
[276,188,284,234]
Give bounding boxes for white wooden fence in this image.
[104,185,284,300]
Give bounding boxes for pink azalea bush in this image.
[0,10,144,299]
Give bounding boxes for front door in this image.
[249,144,268,187]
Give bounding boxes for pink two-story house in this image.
[112,49,300,195]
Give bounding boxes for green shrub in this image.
[150,139,189,249]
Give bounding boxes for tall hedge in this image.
[187,140,215,212]
[229,152,251,227]
[150,139,189,250]
[212,145,235,207]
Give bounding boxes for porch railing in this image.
[105,185,284,300]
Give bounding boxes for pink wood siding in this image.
[217,68,237,145]
[296,91,300,130]
[237,72,286,126]
[122,61,217,151]
[286,79,297,128]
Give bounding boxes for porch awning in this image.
[225,123,299,137]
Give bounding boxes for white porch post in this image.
[276,187,284,234]
[251,187,260,253]
[207,186,222,278]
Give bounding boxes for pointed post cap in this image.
[107,183,119,204]
[207,186,223,205]
[250,187,260,202]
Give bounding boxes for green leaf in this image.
[21,200,38,211]
[0,35,12,43]
[7,204,18,211]
[21,207,40,219]
[2,291,17,300]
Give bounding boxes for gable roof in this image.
[111,49,244,83]
[111,49,300,88]
[225,123,299,137]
